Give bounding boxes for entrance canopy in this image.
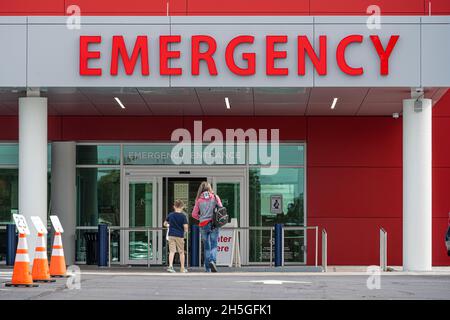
[0,87,447,116]
[1,15,448,116]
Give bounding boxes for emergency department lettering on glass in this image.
[79,34,399,77]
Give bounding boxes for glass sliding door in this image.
[124,177,158,265]
[215,181,241,224]
[213,176,246,264]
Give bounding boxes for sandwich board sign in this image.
[13,214,30,235]
[30,216,48,234]
[50,215,64,233]
[217,218,241,267]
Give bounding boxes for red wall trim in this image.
[1,0,449,16]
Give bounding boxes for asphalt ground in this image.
[0,268,449,300]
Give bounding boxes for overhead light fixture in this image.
[114,97,126,109]
[331,97,338,109]
[225,97,231,109]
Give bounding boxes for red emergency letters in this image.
[79,34,399,77]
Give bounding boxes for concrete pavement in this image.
[0,266,449,300]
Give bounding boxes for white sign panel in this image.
[30,216,48,234]
[13,214,30,235]
[50,215,64,233]
[217,218,240,267]
[270,195,283,214]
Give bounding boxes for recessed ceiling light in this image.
[114,97,126,109]
[225,97,231,109]
[331,97,338,109]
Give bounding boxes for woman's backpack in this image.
[212,194,229,228]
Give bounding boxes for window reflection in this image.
[76,168,120,226]
[76,168,120,263]
[76,145,121,165]
[0,169,18,224]
[249,167,305,263]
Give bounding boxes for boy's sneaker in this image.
[180,269,188,273]
[209,261,218,273]
[167,266,176,273]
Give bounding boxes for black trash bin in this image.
[84,232,98,265]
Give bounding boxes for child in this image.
[164,199,189,273]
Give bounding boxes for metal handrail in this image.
[107,226,189,269]
[220,226,274,230]
[75,225,326,268]
[75,226,98,230]
[281,226,319,267]
[108,226,167,231]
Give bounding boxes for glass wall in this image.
[0,169,18,262]
[216,182,240,223]
[0,142,306,264]
[249,144,305,263]
[77,145,121,165]
[76,144,121,263]
[76,168,120,262]
[76,168,120,226]
[74,143,305,265]
[0,144,52,262]
[0,169,18,224]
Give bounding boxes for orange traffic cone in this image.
[32,232,55,282]
[49,232,68,277]
[5,233,38,287]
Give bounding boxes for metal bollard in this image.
[6,224,17,266]
[274,224,284,267]
[380,228,387,271]
[98,224,109,267]
[322,229,328,272]
[190,225,200,267]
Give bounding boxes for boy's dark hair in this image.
[174,199,185,209]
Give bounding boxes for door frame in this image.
[212,175,247,266]
[123,175,159,265]
[121,166,248,265]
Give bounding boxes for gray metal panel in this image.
[314,23,421,87]
[421,16,450,24]
[0,22,26,87]
[0,16,27,24]
[27,23,171,87]
[422,23,450,87]
[171,22,314,87]
[0,15,447,88]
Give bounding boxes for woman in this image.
[191,181,223,272]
